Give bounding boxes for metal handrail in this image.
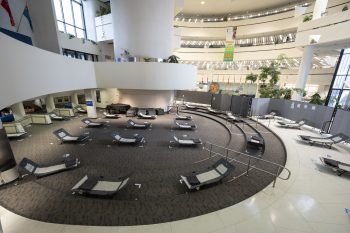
[203,141,291,187]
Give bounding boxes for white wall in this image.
[296,10,350,47]
[96,88,119,108]
[110,0,174,58]
[59,32,100,55]
[28,0,61,53]
[175,0,349,39]
[0,33,96,109]
[0,33,197,109]
[98,41,115,61]
[94,62,197,90]
[118,89,174,110]
[175,43,303,61]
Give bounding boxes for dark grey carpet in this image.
[0,109,286,226]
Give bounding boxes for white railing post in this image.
[272,167,281,188]
[246,158,251,176]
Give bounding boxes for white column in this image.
[10,102,26,120]
[71,93,79,106]
[110,0,174,59]
[45,95,56,113]
[313,0,328,20]
[0,120,19,185]
[84,89,97,118]
[292,46,315,101]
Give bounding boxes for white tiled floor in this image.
[1,120,350,233]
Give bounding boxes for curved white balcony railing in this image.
[0,33,197,110]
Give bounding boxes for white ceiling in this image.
[180,0,302,15]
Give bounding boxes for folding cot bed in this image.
[175,121,197,130]
[53,128,89,143]
[71,174,130,196]
[246,135,265,156]
[320,157,350,176]
[76,107,87,113]
[81,118,105,127]
[18,154,79,177]
[185,103,198,110]
[138,109,156,119]
[172,135,202,146]
[147,108,156,116]
[175,113,192,120]
[258,111,276,119]
[49,113,65,121]
[298,133,349,148]
[207,107,221,114]
[127,119,151,129]
[226,112,242,122]
[103,112,119,118]
[126,107,138,117]
[180,158,235,190]
[277,120,305,129]
[247,135,264,148]
[112,133,145,144]
[6,123,27,138]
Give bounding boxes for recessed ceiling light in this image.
[201,1,205,5]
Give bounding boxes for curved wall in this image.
[175,43,302,61]
[95,62,196,90]
[0,33,197,110]
[175,0,349,39]
[110,0,174,58]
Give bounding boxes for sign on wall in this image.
[209,82,221,94]
[86,101,93,107]
[224,26,237,62]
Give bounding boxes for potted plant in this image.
[96,5,111,17]
[303,15,312,22]
[167,55,180,63]
[309,93,324,105]
[245,73,258,83]
[120,48,130,58]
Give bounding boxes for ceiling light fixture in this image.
[200,1,205,5]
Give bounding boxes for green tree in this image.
[309,93,324,105]
[246,73,258,83]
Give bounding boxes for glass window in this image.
[76,28,85,39]
[327,48,350,109]
[328,90,340,107]
[53,0,63,21]
[337,54,350,75]
[72,2,84,28]
[53,0,86,38]
[339,90,350,108]
[57,21,65,32]
[62,0,74,24]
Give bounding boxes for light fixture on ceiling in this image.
[200,1,205,5]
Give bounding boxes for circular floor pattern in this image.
[0,110,286,226]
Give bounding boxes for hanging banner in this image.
[224,26,237,62]
[224,42,234,61]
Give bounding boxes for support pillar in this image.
[313,0,328,20]
[10,102,26,120]
[45,95,56,113]
[84,89,97,118]
[111,0,174,59]
[292,46,314,101]
[71,93,79,106]
[0,120,19,185]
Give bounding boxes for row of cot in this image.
[18,154,235,196]
[258,112,350,176]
